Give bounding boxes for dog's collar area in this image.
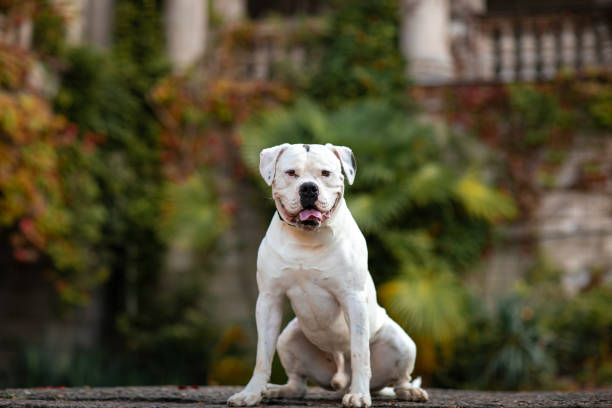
[277,210,293,227]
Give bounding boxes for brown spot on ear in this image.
[303,144,310,152]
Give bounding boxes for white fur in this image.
[227,144,428,407]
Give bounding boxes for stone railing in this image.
[211,17,326,81]
[475,12,612,82]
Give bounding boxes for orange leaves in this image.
[0,85,107,306]
[0,43,32,89]
[0,90,65,227]
[151,74,291,182]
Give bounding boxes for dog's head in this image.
[260,143,356,231]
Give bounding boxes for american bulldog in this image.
[227,143,428,407]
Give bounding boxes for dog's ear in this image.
[259,143,290,185]
[325,143,356,185]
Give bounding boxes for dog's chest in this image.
[284,269,350,349]
[286,272,339,317]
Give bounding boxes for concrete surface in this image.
[1,386,611,407]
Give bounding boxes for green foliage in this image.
[380,269,468,344]
[589,89,612,130]
[482,296,555,389]
[112,0,169,97]
[32,0,66,56]
[15,338,218,387]
[48,0,224,384]
[436,256,612,390]
[159,173,229,250]
[508,84,569,147]
[518,258,612,387]
[53,0,171,309]
[546,287,612,385]
[435,295,555,390]
[55,45,166,311]
[307,0,408,107]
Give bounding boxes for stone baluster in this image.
[561,18,576,70]
[582,21,597,69]
[499,21,515,82]
[477,23,495,81]
[17,17,33,49]
[540,20,557,79]
[253,39,270,80]
[520,20,536,81]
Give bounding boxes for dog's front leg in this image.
[227,291,283,406]
[341,292,371,408]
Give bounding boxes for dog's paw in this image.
[227,390,263,406]
[395,386,429,402]
[263,383,306,399]
[342,392,372,408]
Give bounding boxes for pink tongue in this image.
[299,209,323,221]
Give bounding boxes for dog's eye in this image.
[286,169,297,177]
[321,170,330,177]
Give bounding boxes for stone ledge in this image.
[1,386,611,408]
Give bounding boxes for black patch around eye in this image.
[303,144,310,152]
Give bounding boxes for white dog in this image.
[227,143,428,408]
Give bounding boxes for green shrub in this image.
[48,0,224,384]
[542,286,612,387]
[32,0,66,56]
[434,295,555,390]
[508,84,569,147]
[307,0,408,107]
[589,90,612,130]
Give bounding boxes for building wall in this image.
[0,238,104,384]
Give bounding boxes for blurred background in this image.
[0,0,611,391]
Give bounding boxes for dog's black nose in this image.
[299,182,318,207]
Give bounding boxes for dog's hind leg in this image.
[369,318,428,402]
[263,318,336,399]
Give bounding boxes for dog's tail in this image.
[374,377,422,398]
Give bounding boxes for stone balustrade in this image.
[477,13,612,82]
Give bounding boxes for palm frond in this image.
[379,270,469,343]
[454,171,516,222]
